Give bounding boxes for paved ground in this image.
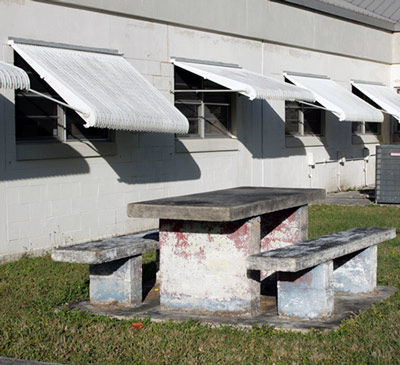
[316,187,376,206]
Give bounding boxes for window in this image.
[351,86,381,136]
[285,101,324,137]
[14,53,109,142]
[174,67,233,138]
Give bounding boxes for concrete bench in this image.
[51,230,159,307]
[246,227,396,319]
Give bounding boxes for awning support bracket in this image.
[24,88,90,117]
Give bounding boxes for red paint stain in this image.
[228,221,251,252]
[295,272,313,286]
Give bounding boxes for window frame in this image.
[14,52,111,144]
[284,100,326,137]
[174,66,236,139]
[6,49,116,160]
[351,85,382,139]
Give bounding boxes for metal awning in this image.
[172,58,315,102]
[10,41,189,134]
[284,72,384,123]
[352,81,400,121]
[0,60,30,90]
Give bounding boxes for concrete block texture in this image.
[159,216,261,315]
[89,256,142,307]
[278,261,334,319]
[333,245,377,294]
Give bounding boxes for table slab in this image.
[127,187,325,222]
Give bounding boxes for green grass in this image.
[0,205,399,364]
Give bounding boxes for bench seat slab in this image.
[89,256,142,307]
[333,245,377,294]
[278,261,334,319]
[246,227,395,272]
[51,230,159,264]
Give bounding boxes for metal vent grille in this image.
[376,145,400,203]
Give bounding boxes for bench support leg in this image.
[333,245,377,294]
[278,261,334,319]
[89,256,142,307]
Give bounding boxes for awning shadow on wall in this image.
[1,94,201,184]
[103,133,202,185]
[236,98,370,163]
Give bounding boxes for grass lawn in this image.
[0,205,399,364]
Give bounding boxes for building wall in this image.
[0,0,393,260]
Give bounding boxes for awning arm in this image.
[25,88,90,117]
[171,89,245,93]
[297,100,337,114]
[299,100,388,121]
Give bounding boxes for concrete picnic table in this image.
[127,186,325,316]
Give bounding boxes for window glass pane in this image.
[365,122,380,135]
[175,103,200,119]
[175,67,202,101]
[303,107,322,135]
[15,94,58,117]
[352,122,363,134]
[285,102,300,136]
[204,105,231,136]
[175,92,200,102]
[66,109,109,140]
[16,117,59,141]
[203,80,230,103]
[15,53,61,141]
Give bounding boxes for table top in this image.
[127,186,325,222]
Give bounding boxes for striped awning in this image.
[285,72,384,123]
[352,81,400,121]
[10,41,189,134]
[172,58,315,102]
[0,60,30,90]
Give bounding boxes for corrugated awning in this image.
[10,41,189,134]
[172,59,315,102]
[0,60,30,90]
[352,81,400,121]
[284,72,384,123]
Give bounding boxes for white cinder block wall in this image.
[0,0,395,260]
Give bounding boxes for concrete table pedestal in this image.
[127,186,325,316]
[159,217,261,314]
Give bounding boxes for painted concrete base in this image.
[71,284,396,332]
[89,256,142,306]
[333,246,377,294]
[278,262,334,319]
[159,217,261,315]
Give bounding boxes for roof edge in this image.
[275,0,396,32]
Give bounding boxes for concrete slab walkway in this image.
[315,187,375,206]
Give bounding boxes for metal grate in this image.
[376,145,400,203]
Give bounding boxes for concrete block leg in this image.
[89,256,142,307]
[159,216,261,315]
[277,261,333,319]
[333,245,377,294]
